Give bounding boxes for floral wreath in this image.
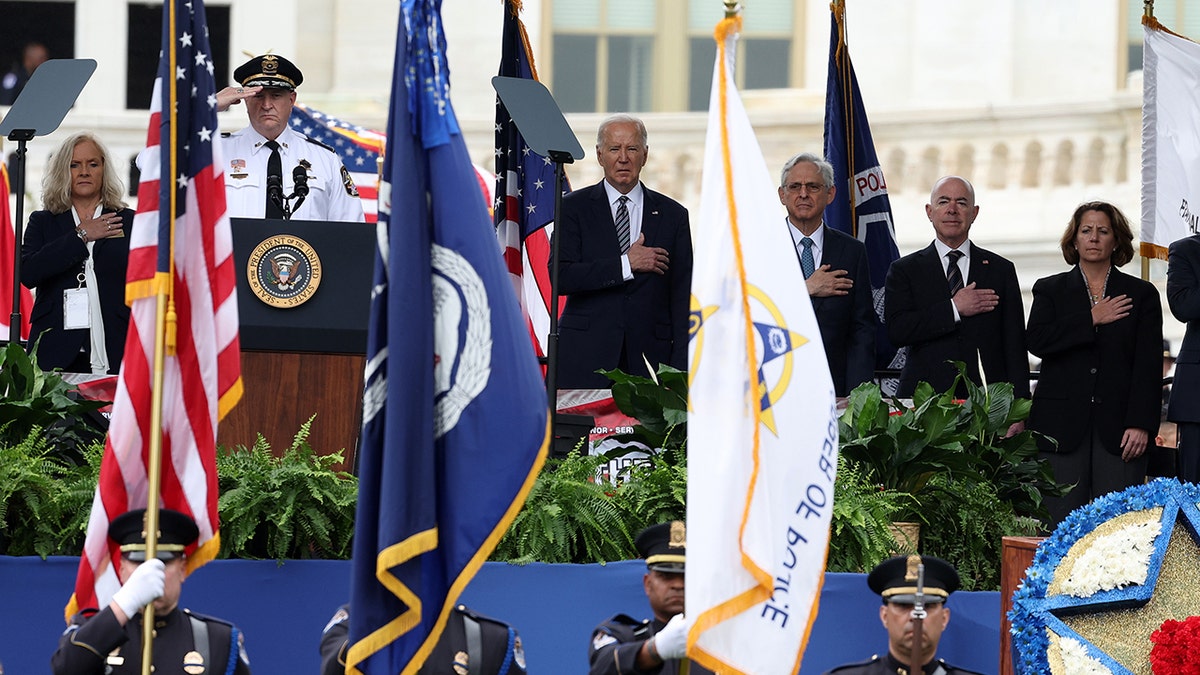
[1009,479,1200,675]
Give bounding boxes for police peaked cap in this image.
[234,54,303,90]
[636,521,686,573]
[868,554,960,604]
[109,508,199,562]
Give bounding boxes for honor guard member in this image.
[50,509,252,675]
[822,555,982,675]
[319,603,528,675]
[214,54,365,223]
[588,521,713,675]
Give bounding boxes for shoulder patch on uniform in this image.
[592,631,617,651]
[324,607,350,634]
[341,165,360,197]
[512,634,527,672]
[303,135,336,153]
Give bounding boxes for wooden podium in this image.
[216,218,375,473]
[1000,536,1045,675]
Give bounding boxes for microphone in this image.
[290,165,310,214]
[292,165,310,198]
[267,174,285,213]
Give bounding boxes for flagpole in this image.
[139,0,181,669]
[1140,0,1154,283]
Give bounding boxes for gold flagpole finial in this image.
[1144,0,1155,19]
[724,0,741,19]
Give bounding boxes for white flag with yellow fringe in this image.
[685,13,839,675]
[1141,16,1200,260]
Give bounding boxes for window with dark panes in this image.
[126,3,230,109]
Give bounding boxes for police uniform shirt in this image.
[823,652,985,675]
[220,125,365,223]
[588,614,715,675]
[320,604,527,675]
[51,605,251,675]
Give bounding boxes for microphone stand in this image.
[910,563,927,675]
[7,129,33,346]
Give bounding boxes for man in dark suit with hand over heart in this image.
[778,153,875,396]
[552,114,692,389]
[884,176,1029,414]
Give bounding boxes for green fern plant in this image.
[493,451,634,564]
[0,428,74,556]
[51,440,105,554]
[919,473,1041,591]
[216,417,357,560]
[827,453,916,573]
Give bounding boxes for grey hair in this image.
[596,114,649,148]
[780,153,835,189]
[41,132,129,214]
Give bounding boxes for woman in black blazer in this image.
[20,132,134,374]
[1026,201,1162,526]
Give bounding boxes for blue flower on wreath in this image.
[1008,479,1200,674]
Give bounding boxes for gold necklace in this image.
[1081,266,1111,306]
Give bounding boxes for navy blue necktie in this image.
[615,196,630,252]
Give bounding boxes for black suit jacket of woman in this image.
[20,207,134,373]
[1026,266,1162,455]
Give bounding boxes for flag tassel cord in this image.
[832,1,858,237]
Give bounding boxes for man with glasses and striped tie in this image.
[778,153,875,397]
[884,176,1029,413]
[552,114,692,390]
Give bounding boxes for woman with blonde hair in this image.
[20,132,133,373]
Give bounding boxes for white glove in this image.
[112,559,165,618]
[653,613,690,661]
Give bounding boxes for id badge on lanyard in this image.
[63,271,90,330]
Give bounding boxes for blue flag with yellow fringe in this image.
[346,1,550,672]
[823,1,902,376]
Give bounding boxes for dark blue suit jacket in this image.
[1027,266,1162,454]
[800,226,875,396]
[20,208,133,373]
[552,181,692,389]
[884,241,1029,398]
[1168,234,1200,423]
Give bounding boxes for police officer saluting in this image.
[215,54,365,223]
[588,521,713,675]
[823,555,982,675]
[51,509,251,674]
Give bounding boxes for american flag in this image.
[66,0,242,620]
[495,0,564,366]
[288,104,494,225]
[1,163,32,340]
[289,105,385,223]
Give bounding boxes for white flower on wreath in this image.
[1058,636,1112,675]
[1059,519,1161,597]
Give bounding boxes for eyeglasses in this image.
[784,182,826,194]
